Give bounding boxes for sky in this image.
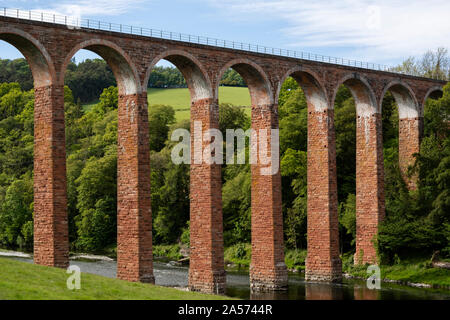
[0,0,449,67]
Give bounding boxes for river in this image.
[6,256,450,300]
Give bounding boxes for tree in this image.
[0,172,33,250]
[378,83,450,261]
[74,150,117,252]
[390,48,449,80]
[149,105,175,152]
[220,69,246,87]
[65,59,116,103]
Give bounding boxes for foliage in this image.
[153,244,183,260]
[378,83,450,262]
[149,104,175,151]
[220,69,246,87]
[65,59,116,103]
[224,243,252,266]
[0,59,33,91]
[390,47,449,80]
[284,249,307,270]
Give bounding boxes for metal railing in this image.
[0,7,440,79]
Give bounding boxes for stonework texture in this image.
[33,85,69,268]
[250,103,288,292]
[189,98,226,294]
[117,93,154,283]
[355,113,385,265]
[306,109,342,282]
[1,16,446,291]
[399,117,422,190]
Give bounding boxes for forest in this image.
[0,48,448,276]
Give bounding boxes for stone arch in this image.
[333,73,378,116]
[144,49,213,101]
[423,86,444,105]
[381,80,419,118]
[216,58,273,106]
[61,39,141,95]
[0,27,55,87]
[277,66,329,111]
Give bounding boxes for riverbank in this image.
[342,257,450,290]
[0,257,230,300]
[3,246,449,292]
[155,244,450,290]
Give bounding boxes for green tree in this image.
[0,172,33,249]
[149,105,175,152]
[75,150,117,252]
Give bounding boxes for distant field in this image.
[147,87,251,121]
[82,87,251,121]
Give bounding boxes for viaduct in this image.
[0,10,446,294]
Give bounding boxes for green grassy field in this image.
[147,87,251,121]
[83,87,251,121]
[0,257,230,300]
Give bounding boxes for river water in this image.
[6,256,450,300]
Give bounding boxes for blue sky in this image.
[1,0,449,67]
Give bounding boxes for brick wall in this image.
[250,103,288,291]
[355,113,385,265]
[33,85,69,268]
[117,93,154,283]
[306,109,342,281]
[399,117,422,190]
[188,98,226,294]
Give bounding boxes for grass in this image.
[342,254,450,287]
[82,87,251,121]
[147,87,251,121]
[0,257,231,300]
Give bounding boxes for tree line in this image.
[0,58,246,104]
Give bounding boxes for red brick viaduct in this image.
[0,13,446,294]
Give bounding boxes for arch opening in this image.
[338,77,378,117]
[335,75,383,266]
[0,31,53,88]
[424,87,444,104]
[382,82,418,119]
[278,68,328,112]
[62,40,140,96]
[145,51,212,102]
[217,60,272,107]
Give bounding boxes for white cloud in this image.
[32,0,145,17]
[205,0,450,63]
